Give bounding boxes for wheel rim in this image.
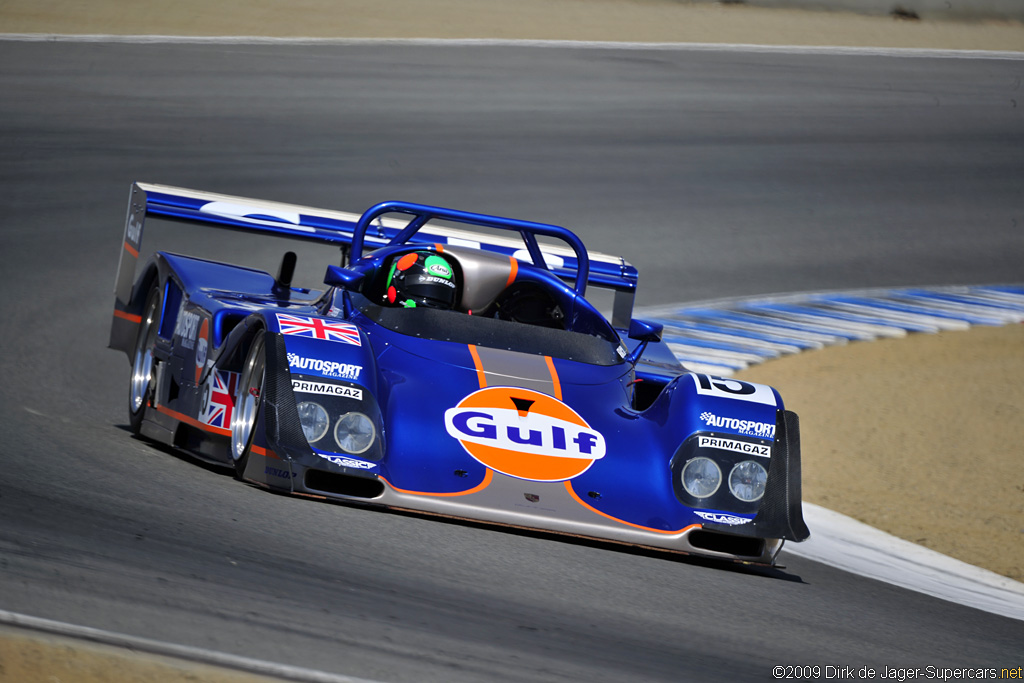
[130,347,154,412]
[231,338,265,462]
[130,292,160,415]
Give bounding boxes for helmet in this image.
[384,251,458,309]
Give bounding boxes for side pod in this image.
[703,410,810,542]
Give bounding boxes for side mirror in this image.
[324,264,366,291]
[628,318,663,343]
[625,319,663,365]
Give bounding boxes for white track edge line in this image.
[0,33,1021,59]
[0,609,385,683]
[784,504,1024,622]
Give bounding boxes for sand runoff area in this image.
[1,1,1022,680]
[2,0,1023,50]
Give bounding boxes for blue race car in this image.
[110,183,809,566]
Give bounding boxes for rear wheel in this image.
[128,286,162,434]
[231,330,266,477]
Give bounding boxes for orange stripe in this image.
[251,444,280,460]
[155,404,231,437]
[124,241,139,258]
[564,482,701,536]
[544,355,561,400]
[468,344,487,388]
[434,243,445,253]
[381,469,493,497]
[505,256,518,288]
[113,309,142,324]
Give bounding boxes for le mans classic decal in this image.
[444,387,606,482]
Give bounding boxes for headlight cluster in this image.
[296,401,376,454]
[296,402,330,443]
[728,460,768,502]
[333,411,376,454]
[680,457,721,498]
[681,456,767,503]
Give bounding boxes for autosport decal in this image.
[287,353,362,380]
[291,379,362,401]
[699,412,776,438]
[697,435,771,458]
[444,387,605,482]
[174,305,201,350]
[277,314,361,346]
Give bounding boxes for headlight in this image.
[296,401,330,443]
[681,457,721,498]
[334,411,375,454]
[729,460,768,502]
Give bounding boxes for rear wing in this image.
[112,182,639,338]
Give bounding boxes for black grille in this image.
[688,530,765,558]
[305,470,385,498]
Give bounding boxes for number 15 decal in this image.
[691,373,777,406]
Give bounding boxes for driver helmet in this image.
[384,251,458,309]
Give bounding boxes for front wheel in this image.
[128,286,162,434]
[231,330,266,477]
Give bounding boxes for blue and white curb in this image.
[638,284,1024,376]
[639,284,1024,620]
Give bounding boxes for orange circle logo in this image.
[444,387,606,481]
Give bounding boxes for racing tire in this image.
[128,286,162,434]
[231,329,266,478]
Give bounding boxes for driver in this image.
[384,251,459,309]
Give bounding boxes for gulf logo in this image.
[444,387,606,482]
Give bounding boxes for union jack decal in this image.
[202,370,239,429]
[276,314,362,346]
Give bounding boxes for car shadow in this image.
[116,423,805,584]
[116,424,237,477]
[374,503,806,583]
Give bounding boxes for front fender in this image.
[664,373,808,542]
[262,312,378,399]
[569,372,807,542]
[238,312,385,486]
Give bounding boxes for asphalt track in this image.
[1,40,1022,681]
